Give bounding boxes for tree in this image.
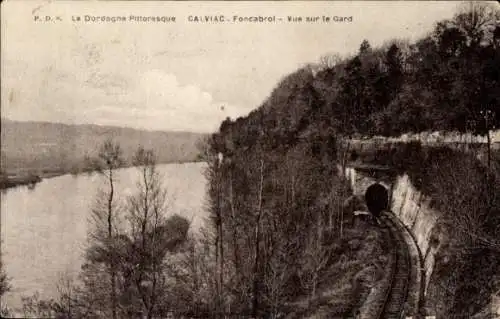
[385,43,404,99]
[454,2,499,48]
[0,247,11,317]
[204,149,226,317]
[21,292,58,318]
[226,155,242,294]
[337,56,364,136]
[171,235,217,317]
[45,271,80,319]
[359,39,372,55]
[77,145,192,318]
[262,236,296,318]
[122,147,190,318]
[84,139,124,319]
[252,156,265,318]
[319,53,342,69]
[297,213,331,308]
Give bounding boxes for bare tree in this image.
[227,160,242,289]
[319,53,342,69]
[21,293,55,318]
[262,234,296,318]
[125,146,175,319]
[200,137,229,317]
[454,1,499,47]
[0,246,11,317]
[434,154,500,252]
[216,152,225,318]
[338,139,352,238]
[297,217,331,307]
[252,157,265,318]
[77,145,190,318]
[85,139,124,319]
[52,271,79,318]
[205,150,226,318]
[172,235,218,317]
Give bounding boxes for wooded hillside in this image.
[203,3,500,318]
[0,118,206,176]
[213,3,499,154]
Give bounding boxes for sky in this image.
[1,1,466,133]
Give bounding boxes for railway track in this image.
[372,214,412,319]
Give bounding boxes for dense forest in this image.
[1,2,499,318]
[212,3,499,149]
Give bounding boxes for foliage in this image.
[309,3,498,138]
[75,144,192,319]
[0,250,11,317]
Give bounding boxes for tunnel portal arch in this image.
[364,183,389,217]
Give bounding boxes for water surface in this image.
[0,162,208,309]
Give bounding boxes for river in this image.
[0,162,208,311]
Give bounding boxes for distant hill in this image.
[0,118,207,175]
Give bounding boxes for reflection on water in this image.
[0,162,208,309]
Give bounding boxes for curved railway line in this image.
[372,214,413,319]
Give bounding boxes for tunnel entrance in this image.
[364,183,389,217]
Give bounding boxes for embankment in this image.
[347,144,500,317]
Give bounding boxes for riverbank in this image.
[0,160,206,190]
[0,174,42,190]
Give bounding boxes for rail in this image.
[372,214,412,319]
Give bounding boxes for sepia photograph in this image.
[1,1,500,318]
